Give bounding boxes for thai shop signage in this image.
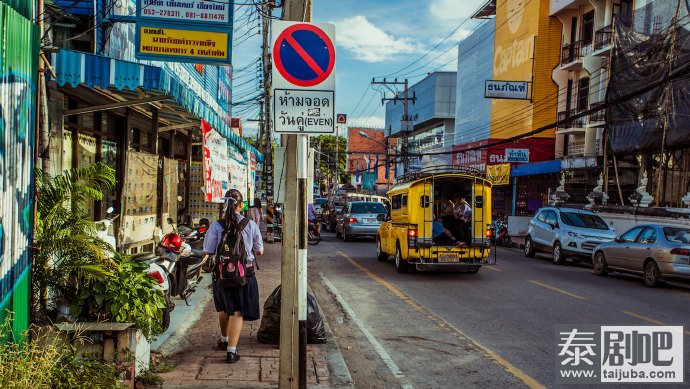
[202,120,230,203]
[135,0,233,64]
[484,80,529,100]
[505,148,529,162]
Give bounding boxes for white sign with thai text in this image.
[274,89,335,134]
[202,120,229,203]
[138,0,231,24]
[484,80,529,100]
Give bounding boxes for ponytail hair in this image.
[223,189,244,234]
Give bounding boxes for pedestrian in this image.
[203,189,264,363]
[248,197,263,225]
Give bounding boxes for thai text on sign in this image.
[139,0,231,24]
[202,120,230,203]
[139,26,228,60]
[274,89,334,133]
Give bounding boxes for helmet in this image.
[161,233,183,253]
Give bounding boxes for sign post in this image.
[271,15,335,389]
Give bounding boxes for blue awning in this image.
[510,160,562,177]
[51,49,263,161]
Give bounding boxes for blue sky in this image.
[233,0,486,136]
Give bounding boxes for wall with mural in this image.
[0,2,40,340]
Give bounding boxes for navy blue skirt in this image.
[212,275,260,321]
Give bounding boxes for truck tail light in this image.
[348,217,358,223]
[486,228,493,238]
[408,228,418,248]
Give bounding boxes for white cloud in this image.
[351,115,385,129]
[333,15,421,63]
[428,0,482,25]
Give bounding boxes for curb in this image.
[153,291,213,355]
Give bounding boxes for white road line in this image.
[320,272,415,389]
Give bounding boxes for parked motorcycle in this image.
[490,219,513,248]
[308,219,320,245]
[160,218,207,305]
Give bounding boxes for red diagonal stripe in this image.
[284,33,325,77]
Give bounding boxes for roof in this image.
[472,0,496,19]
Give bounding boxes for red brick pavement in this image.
[157,242,332,388]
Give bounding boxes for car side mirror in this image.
[614,236,623,243]
[550,222,559,230]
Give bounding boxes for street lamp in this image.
[358,131,395,191]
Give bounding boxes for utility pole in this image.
[334,124,340,196]
[280,2,311,389]
[371,78,416,175]
[261,0,275,243]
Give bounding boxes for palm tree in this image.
[33,162,116,323]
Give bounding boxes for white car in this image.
[524,207,616,264]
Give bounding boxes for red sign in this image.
[273,23,335,87]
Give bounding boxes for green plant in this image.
[136,368,164,387]
[33,162,116,323]
[71,254,167,341]
[0,318,121,389]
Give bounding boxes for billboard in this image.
[202,120,230,203]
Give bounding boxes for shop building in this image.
[346,127,396,194]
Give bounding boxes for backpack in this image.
[214,218,251,289]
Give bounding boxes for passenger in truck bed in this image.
[432,215,465,246]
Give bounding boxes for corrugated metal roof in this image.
[51,49,263,161]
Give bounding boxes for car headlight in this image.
[568,232,585,239]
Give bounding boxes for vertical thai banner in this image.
[202,120,229,203]
[248,151,257,201]
[0,3,40,341]
[227,146,248,202]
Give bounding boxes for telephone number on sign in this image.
[141,9,225,20]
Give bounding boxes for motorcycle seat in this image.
[131,253,157,263]
[190,246,206,258]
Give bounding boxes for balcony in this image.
[557,109,587,132]
[561,41,583,70]
[593,25,613,56]
[588,102,606,125]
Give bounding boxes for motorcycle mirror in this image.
[167,217,174,225]
[106,207,115,214]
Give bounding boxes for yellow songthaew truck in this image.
[376,168,496,273]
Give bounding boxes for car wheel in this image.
[552,242,566,265]
[395,243,408,273]
[467,266,480,274]
[376,237,388,261]
[644,260,661,287]
[342,232,349,242]
[335,227,342,239]
[593,251,608,276]
[524,236,535,257]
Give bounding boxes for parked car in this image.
[336,201,387,241]
[524,207,616,264]
[323,204,344,232]
[592,224,690,287]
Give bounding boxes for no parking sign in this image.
[271,21,335,134]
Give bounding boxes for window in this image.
[402,195,408,207]
[391,194,402,210]
[566,79,573,112]
[350,202,387,214]
[537,210,548,223]
[663,227,690,243]
[545,211,558,225]
[560,212,609,230]
[620,227,644,242]
[420,195,430,208]
[582,11,595,45]
[636,227,657,244]
[577,77,590,112]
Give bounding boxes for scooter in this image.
[308,219,321,245]
[492,219,513,248]
[160,218,206,305]
[96,207,175,330]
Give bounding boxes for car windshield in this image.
[663,227,690,243]
[560,212,609,230]
[350,202,387,214]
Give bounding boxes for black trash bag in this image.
[257,285,327,344]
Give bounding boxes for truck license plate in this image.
[438,253,459,263]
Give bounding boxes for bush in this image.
[0,319,121,389]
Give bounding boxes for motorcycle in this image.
[491,219,513,248]
[160,218,207,305]
[308,219,321,245]
[96,207,174,330]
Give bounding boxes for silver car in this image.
[593,224,690,287]
[335,201,387,241]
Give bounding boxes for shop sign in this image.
[505,148,530,162]
[202,120,229,203]
[228,157,248,201]
[136,23,231,63]
[486,163,511,185]
[484,80,529,100]
[137,0,232,25]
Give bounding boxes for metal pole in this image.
[334,124,340,193]
[280,3,311,389]
[402,79,409,174]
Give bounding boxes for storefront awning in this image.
[51,49,263,161]
[510,160,562,177]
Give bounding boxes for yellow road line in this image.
[338,251,546,389]
[622,311,690,336]
[527,280,589,301]
[484,265,502,272]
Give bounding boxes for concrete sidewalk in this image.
[155,240,352,388]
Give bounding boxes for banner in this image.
[362,172,377,191]
[202,120,229,203]
[486,163,511,185]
